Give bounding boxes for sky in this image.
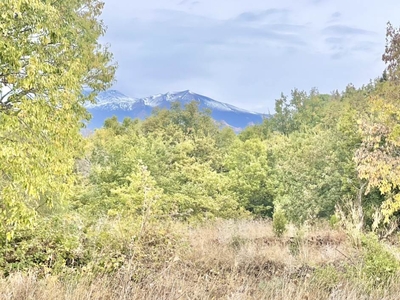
[100,0,399,113]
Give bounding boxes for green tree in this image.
[270,89,328,135]
[270,84,380,225]
[271,130,344,223]
[272,93,294,135]
[79,105,242,221]
[0,0,115,238]
[224,138,275,216]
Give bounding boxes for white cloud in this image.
[100,0,399,112]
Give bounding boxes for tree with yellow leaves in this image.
[356,22,400,223]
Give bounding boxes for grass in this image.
[1,219,400,299]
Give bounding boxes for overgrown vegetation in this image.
[1,1,400,298]
[1,220,400,300]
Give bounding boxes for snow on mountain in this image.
[84,90,267,130]
[84,90,142,110]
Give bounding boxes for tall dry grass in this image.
[1,219,400,300]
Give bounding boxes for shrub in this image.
[272,208,287,238]
[329,214,340,229]
[360,233,400,286]
[0,213,86,277]
[288,229,304,256]
[312,265,341,291]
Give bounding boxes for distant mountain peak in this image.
[84,89,268,130]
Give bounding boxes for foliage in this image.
[312,265,341,291]
[0,0,115,238]
[0,211,87,276]
[266,84,386,227]
[268,88,329,136]
[329,214,340,229]
[272,208,287,238]
[272,129,350,223]
[355,23,400,222]
[224,138,275,216]
[360,233,400,286]
[77,102,244,221]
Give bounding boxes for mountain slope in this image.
[84,90,267,130]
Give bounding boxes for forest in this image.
[1,1,400,299]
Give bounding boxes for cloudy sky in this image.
[100,0,399,113]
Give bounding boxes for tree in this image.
[0,0,115,238]
[224,138,275,216]
[382,22,400,82]
[355,23,400,223]
[270,89,328,135]
[268,83,382,226]
[272,93,294,135]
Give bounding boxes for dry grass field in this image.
[1,220,400,300]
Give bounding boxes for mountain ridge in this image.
[84,90,268,130]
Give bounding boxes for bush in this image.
[360,233,400,286]
[312,265,341,291]
[0,213,87,277]
[329,214,340,229]
[272,208,287,238]
[288,229,304,256]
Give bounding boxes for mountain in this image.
[84,90,267,130]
